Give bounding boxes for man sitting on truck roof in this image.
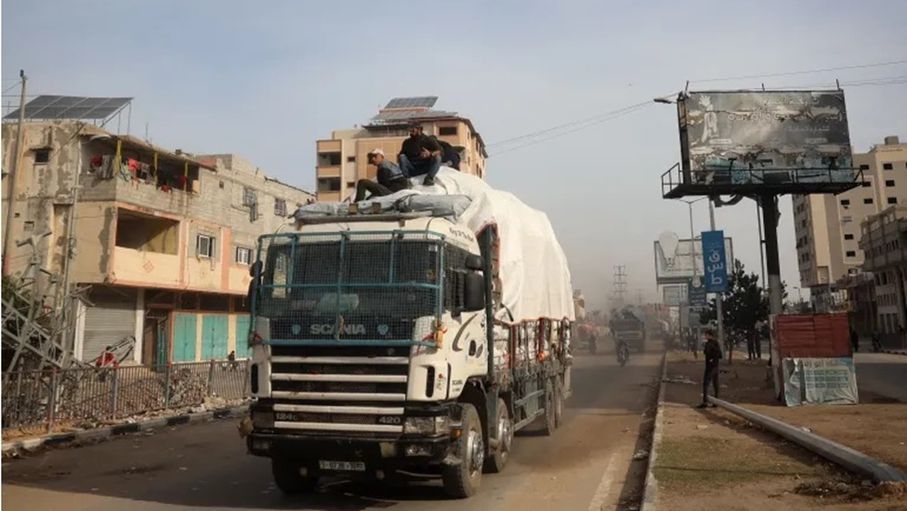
[354,148,411,202]
[399,121,442,186]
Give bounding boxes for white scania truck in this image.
[244,171,575,498]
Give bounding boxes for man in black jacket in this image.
[698,328,722,408]
[399,121,442,185]
[354,148,410,201]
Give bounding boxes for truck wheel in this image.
[484,398,512,473]
[443,403,483,498]
[271,459,318,494]
[541,379,558,436]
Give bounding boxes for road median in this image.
[646,351,907,510]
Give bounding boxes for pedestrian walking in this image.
[698,328,722,408]
[850,328,859,353]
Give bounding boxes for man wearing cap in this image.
[698,328,722,408]
[398,121,442,186]
[354,148,410,202]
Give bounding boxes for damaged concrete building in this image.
[2,106,313,367]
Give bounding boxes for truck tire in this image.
[272,459,318,494]
[443,403,483,498]
[541,379,558,436]
[484,398,512,473]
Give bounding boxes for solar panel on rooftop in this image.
[3,95,132,121]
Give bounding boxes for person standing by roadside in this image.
[698,328,722,408]
[850,328,860,353]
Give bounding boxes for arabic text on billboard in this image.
[681,91,854,186]
[702,230,729,293]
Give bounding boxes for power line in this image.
[691,58,907,84]
[491,103,652,156]
[488,100,653,148]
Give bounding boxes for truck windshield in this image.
[254,235,443,340]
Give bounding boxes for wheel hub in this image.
[467,428,484,476]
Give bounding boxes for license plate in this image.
[318,460,366,472]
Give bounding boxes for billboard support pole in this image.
[761,194,783,397]
[708,199,726,361]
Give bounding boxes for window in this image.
[846,251,856,257]
[840,199,850,206]
[317,152,342,166]
[859,164,870,170]
[34,148,50,164]
[196,234,215,258]
[347,156,356,163]
[317,178,341,192]
[274,198,287,216]
[235,246,252,265]
[862,181,872,188]
[889,197,898,205]
[844,233,854,240]
[219,180,225,189]
[864,198,874,204]
[243,187,257,206]
[439,126,458,136]
[887,180,896,187]
[883,163,893,170]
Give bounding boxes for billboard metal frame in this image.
[662,89,862,199]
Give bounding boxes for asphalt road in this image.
[854,352,907,402]
[2,347,663,511]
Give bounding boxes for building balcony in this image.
[317,165,341,178]
[110,246,182,287]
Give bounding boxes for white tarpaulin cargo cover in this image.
[426,168,575,323]
[297,167,575,323]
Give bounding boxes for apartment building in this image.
[792,135,907,304]
[2,118,313,366]
[859,206,907,346]
[315,96,487,202]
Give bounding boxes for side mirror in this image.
[464,272,486,312]
[465,254,484,272]
[249,260,263,278]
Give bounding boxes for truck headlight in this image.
[404,416,449,435]
[252,410,274,429]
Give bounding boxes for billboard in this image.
[654,237,734,285]
[679,90,854,187]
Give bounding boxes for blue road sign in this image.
[702,230,728,293]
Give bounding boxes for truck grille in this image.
[269,345,408,435]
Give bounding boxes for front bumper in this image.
[248,401,459,473]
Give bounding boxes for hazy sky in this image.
[4,0,906,311]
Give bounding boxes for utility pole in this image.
[612,265,628,307]
[756,199,766,289]
[708,198,726,358]
[3,70,27,275]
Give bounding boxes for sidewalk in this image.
[651,352,907,510]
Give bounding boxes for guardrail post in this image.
[164,363,172,408]
[46,370,58,433]
[207,360,215,397]
[110,368,119,419]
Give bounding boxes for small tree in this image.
[700,260,785,359]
